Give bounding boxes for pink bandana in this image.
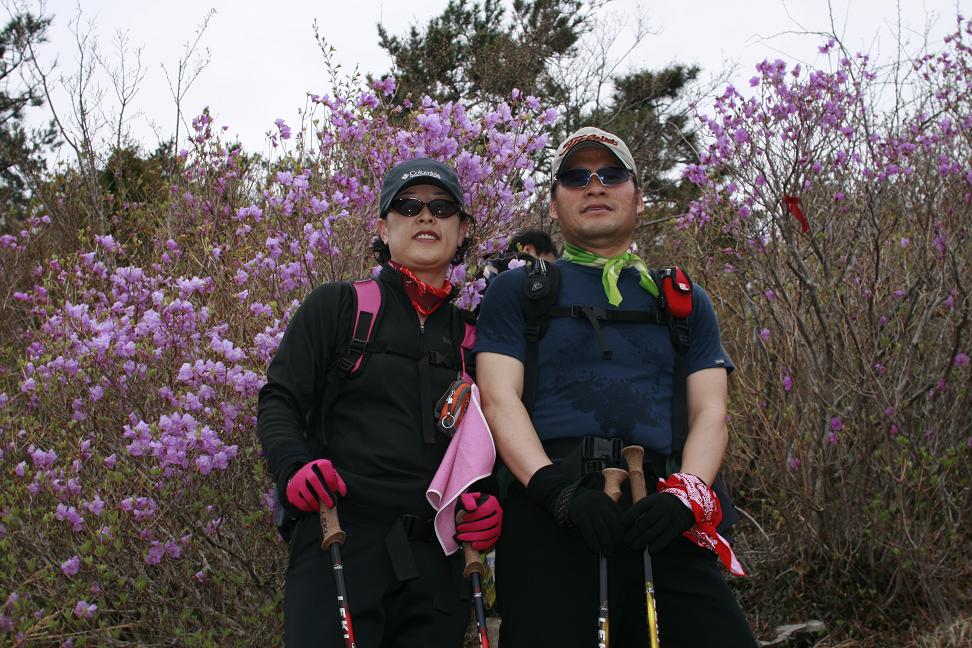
[658,472,746,576]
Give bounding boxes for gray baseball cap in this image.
[551,126,638,178]
[379,158,465,218]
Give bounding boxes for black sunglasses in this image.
[391,197,461,218]
[556,166,632,189]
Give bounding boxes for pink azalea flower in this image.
[61,555,81,576]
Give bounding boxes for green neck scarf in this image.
[561,241,658,306]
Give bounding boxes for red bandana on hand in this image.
[658,472,746,576]
[389,262,454,316]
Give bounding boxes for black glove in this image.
[526,464,624,556]
[623,492,695,553]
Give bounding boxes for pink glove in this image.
[285,459,347,512]
[455,492,503,551]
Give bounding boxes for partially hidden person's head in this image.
[373,158,475,278]
[507,229,558,261]
[549,126,643,256]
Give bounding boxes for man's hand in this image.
[527,464,624,556]
[566,486,625,556]
[285,459,347,512]
[623,492,694,553]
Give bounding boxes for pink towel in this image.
[426,383,496,555]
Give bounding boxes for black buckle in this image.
[569,305,607,320]
[671,318,690,353]
[580,436,623,473]
[401,514,418,537]
[524,322,542,342]
[426,351,448,366]
[347,335,367,354]
[400,514,433,541]
[338,336,369,373]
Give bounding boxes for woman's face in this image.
[376,183,468,282]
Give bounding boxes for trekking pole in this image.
[320,505,357,648]
[457,511,491,648]
[622,445,661,648]
[598,466,628,648]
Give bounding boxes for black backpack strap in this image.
[417,350,436,443]
[522,259,560,413]
[316,279,390,445]
[314,282,360,446]
[547,306,666,361]
[457,308,477,380]
[670,344,690,457]
[650,267,692,457]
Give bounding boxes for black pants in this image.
[284,511,470,648]
[496,481,756,648]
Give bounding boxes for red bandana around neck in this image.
[389,262,454,316]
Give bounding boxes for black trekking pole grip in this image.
[598,467,627,648]
[622,445,661,648]
[456,510,491,648]
[319,504,356,648]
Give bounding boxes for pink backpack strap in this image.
[337,279,382,376]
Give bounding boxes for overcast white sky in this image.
[18,0,965,157]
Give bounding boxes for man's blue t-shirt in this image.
[473,260,734,455]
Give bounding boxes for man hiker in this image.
[474,127,756,647]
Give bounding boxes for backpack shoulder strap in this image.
[458,308,477,381]
[312,281,360,446]
[522,259,560,413]
[651,266,693,457]
[317,278,384,446]
[335,278,384,376]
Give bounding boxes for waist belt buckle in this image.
[581,459,603,474]
[401,514,420,539]
[580,436,623,474]
[401,514,433,541]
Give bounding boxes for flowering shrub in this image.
[5,17,972,644]
[662,15,972,630]
[0,79,552,646]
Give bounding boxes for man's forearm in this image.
[679,412,727,485]
[476,352,551,486]
[483,393,551,486]
[681,367,730,485]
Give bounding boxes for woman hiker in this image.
[257,158,503,647]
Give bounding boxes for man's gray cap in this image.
[379,158,465,217]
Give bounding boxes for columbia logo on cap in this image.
[401,169,442,180]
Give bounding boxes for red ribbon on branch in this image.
[783,195,810,233]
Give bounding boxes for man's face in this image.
[549,146,643,256]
